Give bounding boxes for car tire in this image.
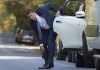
[55,40,66,60]
[68,51,72,62]
[17,37,22,44]
[75,54,84,67]
[82,32,95,68]
[15,38,18,43]
[96,59,100,70]
[72,51,76,63]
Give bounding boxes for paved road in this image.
[88,36,100,49]
[0,32,96,70]
[0,45,96,70]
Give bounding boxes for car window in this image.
[62,0,85,16]
[28,32,33,36]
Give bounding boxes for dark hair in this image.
[26,9,35,14]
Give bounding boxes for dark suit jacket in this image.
[30,2,58,44]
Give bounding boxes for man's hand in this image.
[40,46,45,53]
[39,44,45,53]
[56,11,60,17]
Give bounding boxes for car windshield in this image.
[22,31,33,36]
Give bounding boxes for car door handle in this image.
[56,21,62,23]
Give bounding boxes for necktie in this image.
[36,21,43,40]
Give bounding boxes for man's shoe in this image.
[38,64,54,69]
[43,64,47,67]
[38,64,46,69]
[48,63,54,68]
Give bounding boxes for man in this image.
[26,2,60,69]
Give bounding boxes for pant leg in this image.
[42,45,48,64]
[42,30,49,64]
[47,29,57,64]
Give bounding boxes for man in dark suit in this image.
[26,2,60,69]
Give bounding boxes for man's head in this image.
[26,9,36,20]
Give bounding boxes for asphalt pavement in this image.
[0,32,96,70]
[88,36,100,49]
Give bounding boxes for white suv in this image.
[53,11,86,49]
[53,0,95,68]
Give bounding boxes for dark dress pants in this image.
[42,28,57,65]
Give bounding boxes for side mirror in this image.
[75,11,85,18]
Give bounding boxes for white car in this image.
[53,11,95,68]
[53,0,96,68]
[53,11,86,49]
[53,11,86,59]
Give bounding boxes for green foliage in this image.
[5,0,29,30]
[3,0,80,32]
[43,0,64,10]
[65,1,80,16]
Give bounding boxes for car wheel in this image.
[96,59,100,70]
[55,39,66,60]
[15,38,18,43]
[68,51,72,62]
[17,37,22,44]
[75,54,84,67]
[82,32,95,68]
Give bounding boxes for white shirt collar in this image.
[35,13,50,29]
[35,13,39,20]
